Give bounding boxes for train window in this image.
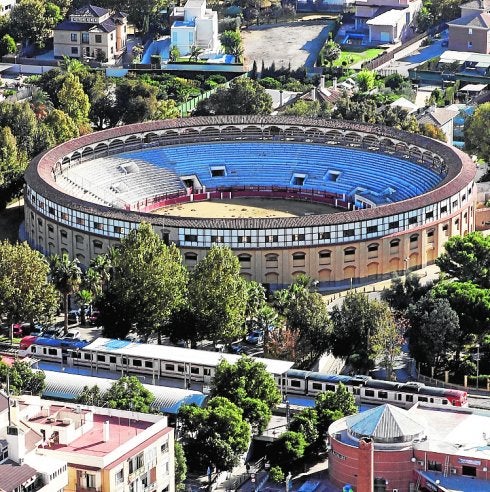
[442,399,448,405]
[365,390,375,397]
[145,361,153,369]
[378,391,388,399]
[97,355,105,362]
[406,394,413,402]
[165,363,175,371]
[418,396,428,402]
[430,398,434,403]
[290,380,301,388]
[325,384,336,392]
[312,383,322,391]
[43,348,47,355]
[397,394,402,401]
[204,368,211,376]
[178,365,184,373]
[31,347,36,353]
[190,367,199,374]
[72,351,81,358]
[353,388,360,395]
[48,349,57,356]
[122,357,127,365]
[84,353,91,360]
[132,359,142,367]
[110,356,116,364]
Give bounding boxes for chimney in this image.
[103,420,110,442]
[320,75,325,90]
[333,77,338,89]
[6,425,26,464]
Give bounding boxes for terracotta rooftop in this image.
[47,413,152,457]
[25,116,476,229]
[0,461,37,492]
[448,12,490,28]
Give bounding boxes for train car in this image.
[20,336,89,363]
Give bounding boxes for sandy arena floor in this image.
[152,198,341,219]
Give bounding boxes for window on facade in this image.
[184,234,198,242]
[425,211,434,220]
[427,230,434,238]
[442,224,448,232]
[388,220,399,229]
[82,32,89,43]
[292,233,305,241]
[37,218,43,227]
[95,34,102,43]
[265,235,278,243]
[410,234,419,243]
[408,216,418,225]
[238,236,251,244]
[238,254,251,263]
[292,252,305,261]
[48,225,54,233]
[93,240,103,249]
[343,229,355,238]
[71,47,78,55]
[344,248,355,257]
[115,469,124,485]
[185,252,198,261]
[211,235,224,243]
[71,33,77,41]
[93,221,103,230]
[48,206,55,215]
[61,212,69,221]
[319,250,331,259]
[367,243,379,252]
[366,225,378,234]
[468,41,473,49]
[114,226,122,234]
[60,230,68,238]
[441,205,447,214]
[75,235,84,245]
[318,232,331,240]
[390,239,400,247]
[84,474,96,488]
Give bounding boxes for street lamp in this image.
[475,343,481,390]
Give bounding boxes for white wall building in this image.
[171,0,219,56]
[0,0,15,15]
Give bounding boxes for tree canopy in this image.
[0,241,57,333]
[0,360,46,395]
[99,222,188,341]
[315,383,357,436]
[436,232,490,288]
[464,102,490,162]
[194,78,272,116]
[188,245,247,343]
[178,397,251,472]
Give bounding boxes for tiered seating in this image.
[122,142,442,205]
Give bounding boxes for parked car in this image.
[13,322,31,337]
[228,342,244,354]
[246,330,264,345]
[63,330,81,340]
[44,324,65,338]
[29,325,44,337]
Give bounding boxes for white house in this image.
[170,0,219,56]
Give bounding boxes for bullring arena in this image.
[24,116,476,289]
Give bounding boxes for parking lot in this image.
[242,19,335,71]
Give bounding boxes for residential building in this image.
[0,392,68,492]
[12,394,175,492]
[355,0,422,43]
[416,106,458,145]
[170,0,219,56]
[0,0,15,15]
[53,4,127,64]
[329,403,490,492]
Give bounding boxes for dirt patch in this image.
[152,197,341,219]
[0,199,24,243]
[242,20,335,71]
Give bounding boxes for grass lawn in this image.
[0,334,21,344]
[333,46,384,67]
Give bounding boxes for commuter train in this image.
[19,336,468,409]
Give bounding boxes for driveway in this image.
[242,20,335,71]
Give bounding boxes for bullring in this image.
[24,116,476,288]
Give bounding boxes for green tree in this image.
[289,408,319,446]
[104,376,155,412]
[153,99,180,120]
[175,442,187,492]
[370,303,401,380]
[77,384,105,406]
[315,383,357,436]
[406,296,460,374]
[381,273,428,311]
[357,70,376,92]
[44,109,79,144]
[436,232,490,288]
[169,45,180,62]
[10,0,61,47]
[29,88,53,121]
[99,223,188,341]
[189,246,247,343]
[269,466,285,483]
[125,0,168,34]
[179,397,251,472]
[431,280,490,339]
[0,241,58,340]
[284,100,322,117]
[220,30,243,61]
[419,122,447,142]
[0,126,28,209]
[211,356,280,432]
[464,102,490,162]
[0,360,46,395]
[270,431,307,467]
[58,73,91,127]
[0,34,16,57]
[49,253,82,335]
[115,79,159,124]
[330,291,386,371]
[194,78,272,116]
[321,40,341,68]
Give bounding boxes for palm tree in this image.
[29,88,53,121]
[49,254,82,334]
[76,289,93,325]
[89,254,112,292]
[59,55,88,75]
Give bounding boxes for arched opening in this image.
[318,269,331,282]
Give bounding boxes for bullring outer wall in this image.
[23,116,476,288]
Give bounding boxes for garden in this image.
[333,45,384,67]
